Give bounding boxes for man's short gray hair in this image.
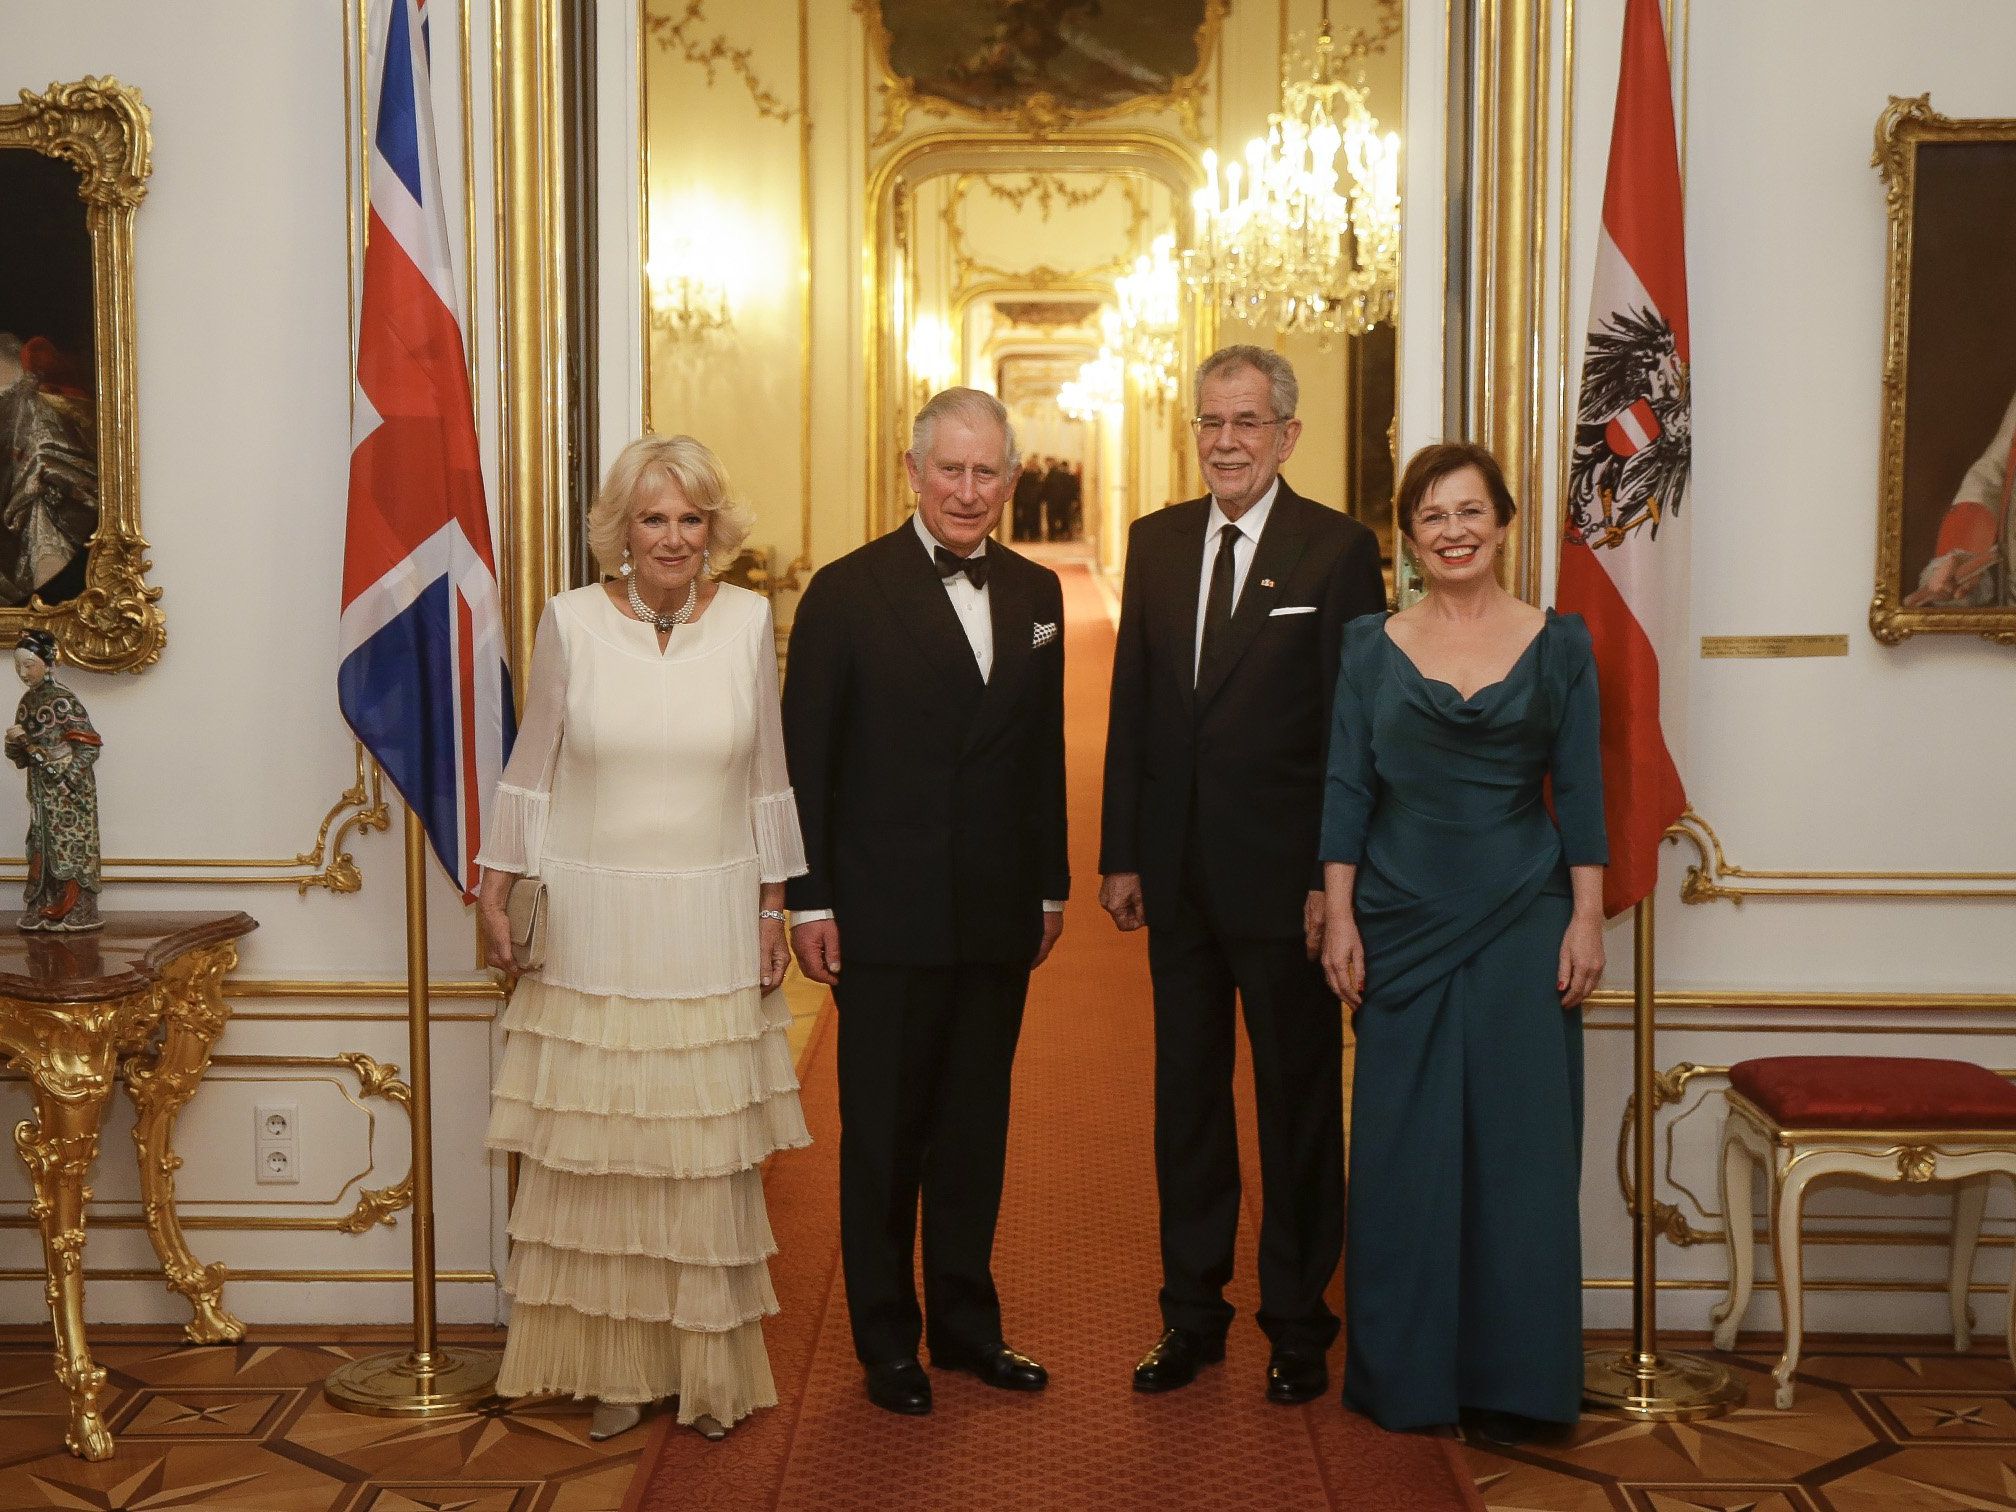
[1193,345,1299,421]
[909,386,1021,473]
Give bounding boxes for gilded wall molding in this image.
[1671,809,2016,904]
[943,171,1150,290]
[855,0,1228,149]
[0,1051,416,1237]
[0,78,165,673]
[0,744,388,893]
[645,0,802,124]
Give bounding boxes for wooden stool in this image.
[1710,1055,2016,1408]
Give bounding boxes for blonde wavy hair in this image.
[586,434,754,577]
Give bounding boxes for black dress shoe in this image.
[1462,1408,1573,1448]
[1132,1327,1226,1393]
[864,1358,932,1415]
[1265,1347,1328,1404]
[932,1343,1048,1391]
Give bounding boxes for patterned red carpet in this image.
[629,563,1475,1511]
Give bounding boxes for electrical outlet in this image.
[257,1104,297,1143]
[257,1144,297,1184]
[255,1102,299,1185]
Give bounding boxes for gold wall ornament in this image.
[0,1049,418,1235]
[0,78,163,674]
[646,0,802,123]
[1896,1144,1939,1183]
[856,0,1229,149]
[942,170,1151,290]
[0,742,389,892]
[1870,95,2016,646]
[973,170,1112,219]
[1670,807,2016,904]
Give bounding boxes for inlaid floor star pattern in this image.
[0,1327,646,1512]
[1466,1338,2016,1512]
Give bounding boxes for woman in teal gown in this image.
[1319,442,1607,1441]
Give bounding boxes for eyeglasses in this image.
[1189,416,1283,440]
[1414,505,1493,533]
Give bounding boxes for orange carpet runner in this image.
[629,562,1480,1511]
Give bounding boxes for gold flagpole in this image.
[326,808,499,1416]
[1582,887,1741,1419]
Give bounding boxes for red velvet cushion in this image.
[1729,1056,2016,1129]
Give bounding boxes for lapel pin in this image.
[1260,578,1276,589]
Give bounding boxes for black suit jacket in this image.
[783,525,1069,965]
[1098,480,1386,938]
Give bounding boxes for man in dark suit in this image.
[1011,455,1045,541]
[785,387,1069,1417]
[1043,456,1075,540]
[1099,345,1386,1405]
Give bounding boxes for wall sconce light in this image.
[907,313,957,394]
[648,235,731,343]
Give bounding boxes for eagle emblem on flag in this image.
[1566,304,1690,550]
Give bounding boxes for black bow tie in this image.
[934,545,989,588]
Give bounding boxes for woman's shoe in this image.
[690,1413,728,1441]
[1462,1408,1574,1448]
[588,1400,644,1441]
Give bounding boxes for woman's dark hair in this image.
[1393,442,1518,536]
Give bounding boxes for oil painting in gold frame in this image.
[857,0,1226,144]
[0,77,162,673]
[1871,95,2016,647]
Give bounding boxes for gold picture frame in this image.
[0,77,162,673]
[855,0,1228,148]
[1871,94,2016,647]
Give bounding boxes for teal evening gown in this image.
[1319,610,1606,1431]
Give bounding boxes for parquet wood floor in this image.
[0,1325,644,1512]
[1469,1332,2016,1511]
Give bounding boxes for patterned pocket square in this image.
[1032,621,1058,648]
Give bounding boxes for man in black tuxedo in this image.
[1042,458,1075,540]
[785,387,1069,1417]
[1011,456,1044,541]
[1099,345,1386,1405]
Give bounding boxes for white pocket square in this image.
[1268,605,1318,617]
[1032,621,1058,647]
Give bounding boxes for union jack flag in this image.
[338,0,513,901]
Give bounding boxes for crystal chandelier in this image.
[1182,5,1400,339]
[1114,232,1182,406]
[1059,325,1125,423]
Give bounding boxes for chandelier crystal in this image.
[1060,314,1126,423]
[1182,9,1400,339]
[1114,232,1183,406]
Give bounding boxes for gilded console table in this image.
[0,910,257,1460]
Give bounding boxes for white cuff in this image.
[791,908,835,924]
[1042,899,1066,913]
[753,790,809,885]
[476,783,549,876]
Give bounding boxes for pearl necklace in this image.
[627,574,698,632]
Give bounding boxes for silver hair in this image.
[1193,344,1299,421]
[909,386,1021,473]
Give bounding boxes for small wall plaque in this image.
[1700,635,1850,659]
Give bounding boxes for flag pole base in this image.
[1582,1347,1744,1421]
[324,1347,499,1418]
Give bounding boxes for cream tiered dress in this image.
[479,582,809,1428]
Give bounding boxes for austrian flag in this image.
[337,0,513,900]
[1558,0,1690,918]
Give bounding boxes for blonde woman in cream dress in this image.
[476,435,808,1443]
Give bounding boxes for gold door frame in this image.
[865,130,1207,540]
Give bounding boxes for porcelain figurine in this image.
[5,628,102,931]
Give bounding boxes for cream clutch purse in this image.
[505,877,547,972]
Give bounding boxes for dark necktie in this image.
[934,544,990,588]
[1198,522,1241,679]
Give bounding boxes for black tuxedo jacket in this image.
[1098,480,1385,938]
[783,525,1069,965]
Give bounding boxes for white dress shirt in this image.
[1194,477,1281,680]
[793,516,1061,925]
[913,512,994,680]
